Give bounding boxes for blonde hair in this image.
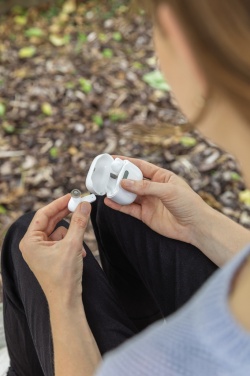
[135,0,250,123]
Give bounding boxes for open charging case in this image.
[86,154,143,205]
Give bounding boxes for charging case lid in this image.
[86,154,115,196]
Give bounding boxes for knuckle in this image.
[34,207,46,221]
[167,172,177,183]
[141,179,150,192]
[36,207,44,215]
[72,215,87,229]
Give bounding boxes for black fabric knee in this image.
[91,196,218,324]
[2,212,53,376]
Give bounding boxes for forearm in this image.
[49,302,101,376]
[191,205,250,267]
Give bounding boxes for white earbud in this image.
[68,189,96,212]
[111,158,123,175]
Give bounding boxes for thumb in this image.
[64,202,91,248]
[121,179,172,199]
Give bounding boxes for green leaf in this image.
[132,61,143,69]
[109,109,127,122]
[62,0,77,14]
[231,172,241,181]
[65,82,75,89]
[2,121,15,134]
[239,190,250,206]
[14,15,27,25]
[116,5,128,14]
[79,78,92,93]
[19,46,36,59]
[98,33,108,42]
[41,102,53,116]
[25,27,44,38]
[92,115,103,127]
[180,137,197,148]
[102,48,113,58]
[49,147,59,159]
[75,34,87,53]
[63,35,71,45]
[42,5,60,20]
[49,35,70,47]
[0,205,7,215]
[75,33,87,53]
[0,103,6,117]
[77,33,87,43]
[143,70,170,91]
[113,32,122,42]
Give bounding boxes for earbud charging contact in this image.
[68,190,97,212]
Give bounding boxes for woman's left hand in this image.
[19,194,91,307]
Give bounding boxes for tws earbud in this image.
[68,189,96,212]
[110,158,123,175]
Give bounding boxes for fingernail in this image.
[122,179,135,188]
[81,202,90,215]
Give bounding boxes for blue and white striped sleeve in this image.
[95,245,250,376]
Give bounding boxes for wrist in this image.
[189,199,215,250]
[47,292,84,316]
[190,202,250,266]
[48,295,101,376]
[49,299,86,331]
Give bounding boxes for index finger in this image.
[28,194,71,235]
[112,155,173,181]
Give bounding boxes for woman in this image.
[2,0,250,375]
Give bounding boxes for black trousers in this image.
[1,197,217,376]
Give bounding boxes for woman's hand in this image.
[105,157,250,266]
[20,195,101,375]
[105,157,210,246]
[19,194,91,307]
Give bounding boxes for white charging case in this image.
[86,154,143,205]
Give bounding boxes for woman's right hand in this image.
[104,157,212,247]
[105,157,250,266]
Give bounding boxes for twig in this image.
[0,151,25,158]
